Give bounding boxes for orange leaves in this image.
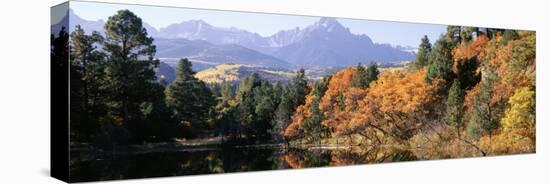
[283,104,308,138]
[284,66,437,142]
[318,68,358,134]
[280,30,535,157]
[453,35,489,62]
[366,69,435,114]
[356,69,436,141]
[475,32,535,111]
[319,68,356,112]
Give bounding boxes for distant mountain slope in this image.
[155,62,176,83]
[157,20,271,53]
[195,64,295,84]
[154,17,415,67]
[270,18,415,67]
[63,10,416,68]
[51,9,69,36]
[154,38,292,69]
[65,9,158,37]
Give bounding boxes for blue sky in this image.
[70,1,445,47]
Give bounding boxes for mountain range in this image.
[53,9,415,67]
[148,17,415,67]
[154,38,292,69]
[52,9,416,83]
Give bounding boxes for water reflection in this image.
[283,146,417,169]
[70,146,417,182]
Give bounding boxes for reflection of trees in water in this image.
[220,148,278,172]
[283,149,331,169]
[71,148,282,182]
[69,150,217,182]
[283,146,417,169]
[70,146,419,182]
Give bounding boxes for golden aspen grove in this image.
[283,30,535,158]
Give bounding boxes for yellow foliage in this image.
[283,104,309,138]
[366,69,435,113]
[282,31,536,158]
[479,131,535,155]
[501,87,536,142]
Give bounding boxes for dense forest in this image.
[52,10,535,159]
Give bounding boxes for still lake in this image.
[69,145,417,182]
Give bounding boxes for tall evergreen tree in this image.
[292,69,308,107]
[302,76,330,142]
[272,81,283,105]
[220,81,234,103]
[237,73,261,101]
[102,10,159,127]
[252,80,276,140]
[270,69,309,140]
[445,79,465,138]
[51,27,69,70]
[351,63,369,88]
[165,58,215,123]
[352,62,379,89]
[236,73,276,141]
[274,85,294,140]
[414,35,432,69]
[366,62,380,85]
[467,71,500,139]
[69,25,106,141]
[425,35,455,86]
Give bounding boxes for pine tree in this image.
[467,71,500,139]
[351,63,368,88]
[236,73,276,141]
[425,35,455,86]
[274,85,294,140]
[102,10,159,126]
[220,81,234,103]
[237,73,261,101]
[252,80,276,140]
[414,35,432,69]
[165,58,215,123]
[445,79,465,138]
[69,25,106,141]
[351,62,379,89]
[51,27,69,70]
[302,76,330,142]
[366,62,380,85]
[272,81,283,105]
[292,69,308,107]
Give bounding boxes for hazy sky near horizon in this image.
[70,1,445,47]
